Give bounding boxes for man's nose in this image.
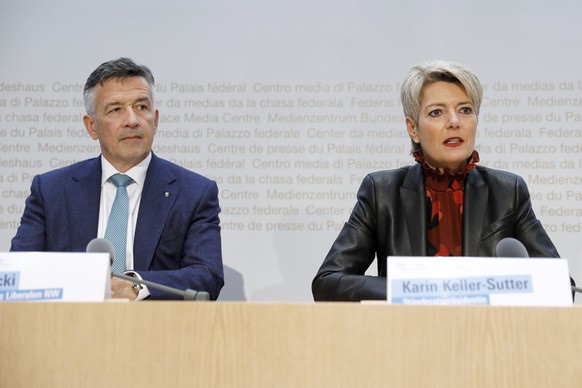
[123,108,139,127]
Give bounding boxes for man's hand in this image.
[111,277,137,300]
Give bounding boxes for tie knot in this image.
[109,174,133,188]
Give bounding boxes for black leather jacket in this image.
[312,164,565,301]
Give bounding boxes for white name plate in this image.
[387,256,572,307]
[0,252,111,302]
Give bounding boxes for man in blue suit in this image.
[11,58,224,300]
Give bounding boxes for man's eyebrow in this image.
[134,97,152,105]
[103,100,122,111]
[103,96,151,111]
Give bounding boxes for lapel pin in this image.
[164,192,170,197]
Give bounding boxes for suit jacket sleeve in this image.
[312,174,387,301]
[472,170,559,258]
[509,176,558,257]
[10,175,48,251]
[137,178,224,301]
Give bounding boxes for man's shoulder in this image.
[152,155,216,185]
[37,157,100,180]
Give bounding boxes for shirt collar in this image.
[413,150,479,191]
[100,152,152,188]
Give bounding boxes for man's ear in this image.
[83,115,98,140]
[153,109,159,133]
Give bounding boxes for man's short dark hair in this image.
[83,57,155,115]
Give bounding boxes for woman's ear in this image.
[406,116,420,144]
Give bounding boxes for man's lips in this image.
[120,134,142,141]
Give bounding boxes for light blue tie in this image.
[104,174,134,275]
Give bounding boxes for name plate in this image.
[0,252,110,302]
[387,256,572,307]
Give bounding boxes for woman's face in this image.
[406,81,477,173]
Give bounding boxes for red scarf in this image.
[413,150,479,256]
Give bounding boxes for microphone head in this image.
[495,237,529,258]
[86,238,115,264]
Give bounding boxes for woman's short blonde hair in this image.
[400,61,483,152]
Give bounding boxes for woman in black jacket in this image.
[312,61,567,301]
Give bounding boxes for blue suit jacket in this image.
[10,153,224,300]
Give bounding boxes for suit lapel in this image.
[133,155,178,270]
[462,168,488,256]
[65,158,101,250]
[401,165,427,256]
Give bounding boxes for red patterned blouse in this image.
[413,150,480,256]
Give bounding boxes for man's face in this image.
[83,77,158,172]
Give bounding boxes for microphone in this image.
[86,237,116,262]
[495,237,581,295]
[86,238,210,301]
[495,237,529,258]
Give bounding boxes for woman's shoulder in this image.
[368,164,416,179]
[475,165,522,180]
[473,165,527,189]
[364,165,420,189]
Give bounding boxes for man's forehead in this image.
[96,77,152,102]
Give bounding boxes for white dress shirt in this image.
[98,152,152,300]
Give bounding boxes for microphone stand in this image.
[112,273,210,301]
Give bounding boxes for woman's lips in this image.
[444,137,463,146]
